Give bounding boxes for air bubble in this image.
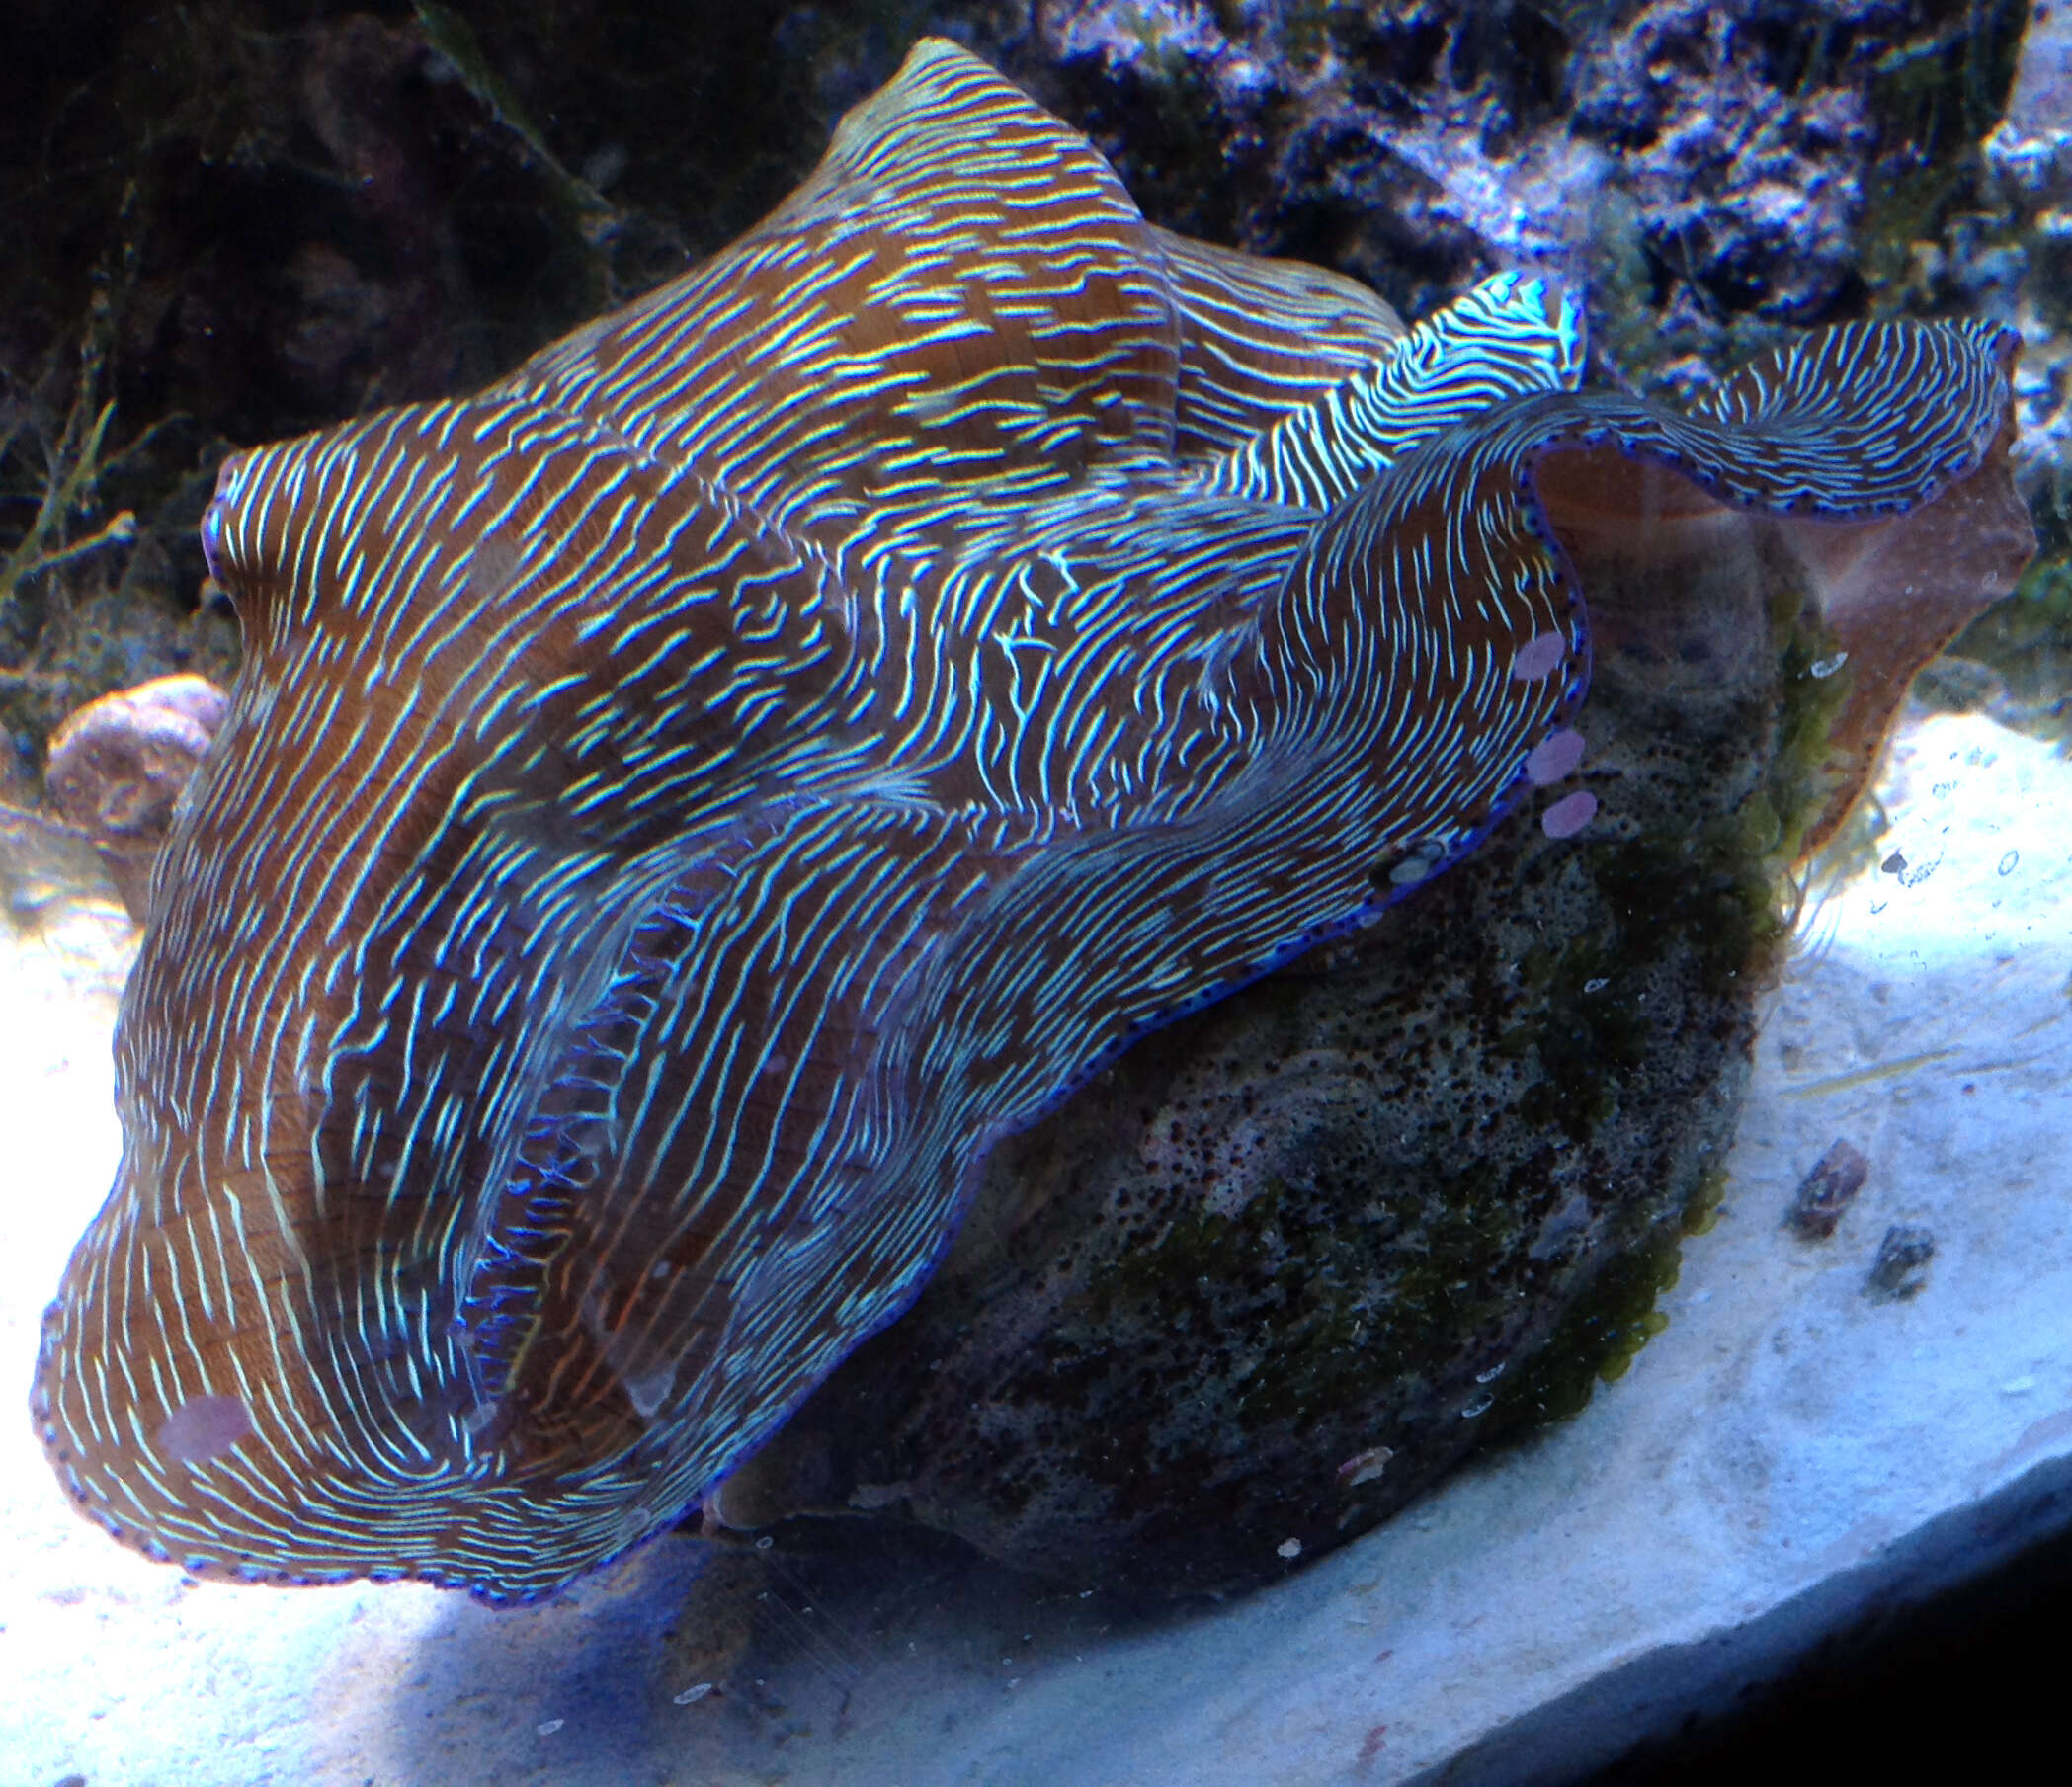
[1525,728,1586,786]
[154,1395,253,1467]
[1511,631,1567,681]
[1541,790,1597,839]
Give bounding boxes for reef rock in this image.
[42,674,228,920]
[1024,0,2027,375]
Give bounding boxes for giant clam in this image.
[34,40,2031,1600]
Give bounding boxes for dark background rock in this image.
[1023,2,2028,377]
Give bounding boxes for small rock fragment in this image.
[1785,1140,1870,1241]
[44,674,227,840]
[1336,1446,1395,1489]
[43,675,229,920]
[1866,1224,1936,1301]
